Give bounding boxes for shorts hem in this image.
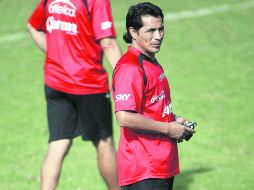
[81,132,113,142]
[48,135,79,143]
[119,171,179,186]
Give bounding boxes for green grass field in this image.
[0,0,254,189]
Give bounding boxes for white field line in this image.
[115,0,254,26]
[164,1,254,21]
[1,1,254,44]
[0,32,28,43]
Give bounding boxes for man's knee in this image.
[93,136,114,149]
[48,139,73,157]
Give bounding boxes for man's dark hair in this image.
[123,2,164,43]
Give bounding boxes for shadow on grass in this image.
[174,167,212,190]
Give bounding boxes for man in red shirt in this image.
[27,0,122,190]
[112,2,195,190]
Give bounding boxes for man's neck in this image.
[131,45,155,60]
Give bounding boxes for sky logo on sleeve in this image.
[101,21,112,30]
[115,94,131,102]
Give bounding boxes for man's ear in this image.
[129,27,137,41]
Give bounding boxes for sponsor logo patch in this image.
[46,16,78,34]
[46,0,78,35]
[151,91,165,103]
[49,0,77,17]
[162,103,172,117]
[101,21,112,30]
[115,94,131,102]
[159,73,166,81]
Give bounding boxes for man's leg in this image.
[76,93,119,189]
[40,139,72,190]
[95,136,120,190]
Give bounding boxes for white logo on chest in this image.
[49,0,77,17]
[162,103,172,117]
[151,91,165,103]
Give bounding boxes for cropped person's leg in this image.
[40,139,72,190]
[42,85,77,190]
[95,136,120,190]
[77,93,119,190]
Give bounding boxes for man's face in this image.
[132,15,164,57]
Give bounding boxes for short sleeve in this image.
[91,0,116,40]
[28,0,46,31]
[113,63,145,113]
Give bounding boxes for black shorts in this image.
[45,85,113,143]
[121,177,174,190]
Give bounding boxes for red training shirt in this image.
[28,0,116,94]
[112,47,180,186]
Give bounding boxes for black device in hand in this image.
[183,121,197,141]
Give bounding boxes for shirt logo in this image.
[115,94,131,102]
[49,0,77,17]
[46,16,78,34]
[151,91,165,103]
[159,73,166,81]
[162,103,172,118]
[46,0,78,35]
[101,21,112,30]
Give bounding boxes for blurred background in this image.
[0,0,253,189]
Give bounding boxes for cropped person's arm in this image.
[116,111,194,141]
[100,37,122,69]
[27,23,46,52]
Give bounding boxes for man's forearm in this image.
[115,111,195,140]
[27,23,46,52]
[116,111,168,135]
[100,37,122,69]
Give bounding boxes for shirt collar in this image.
[128,46,158,65]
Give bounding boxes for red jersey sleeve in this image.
[28,0,46,31]
[113,63,145,113]
[91,0,116,40]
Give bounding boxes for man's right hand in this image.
[166,122,195,142]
